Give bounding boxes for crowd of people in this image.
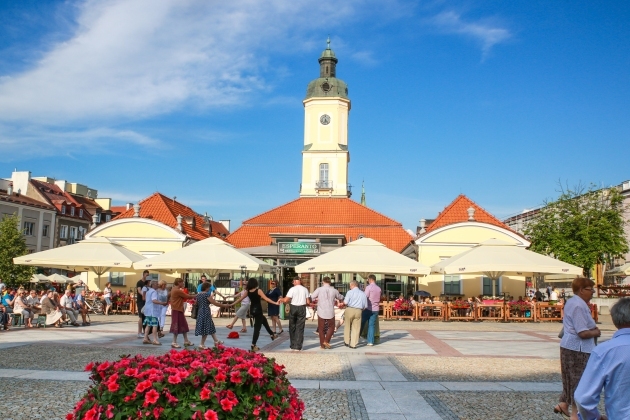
[0,283,90,329]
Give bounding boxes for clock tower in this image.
[300,38,351,197]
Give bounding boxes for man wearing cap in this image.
[310,276,344,350]
[281,277,311,352]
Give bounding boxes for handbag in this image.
[191,302,198,319]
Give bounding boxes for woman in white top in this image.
[156,280,169,338]
[226,280,250,333]
[143,280,168,345]
[103,283,112,316]
[549,286,559,305]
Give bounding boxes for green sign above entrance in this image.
[277,242,321,255]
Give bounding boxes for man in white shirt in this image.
[281,277,311,352]
[59,290,80,326]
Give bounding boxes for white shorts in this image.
[235,303,250,319]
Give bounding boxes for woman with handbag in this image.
[169,278,193,348]
[233,278,280,352]
[555,277,600,419]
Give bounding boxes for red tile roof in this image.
[29,179,92,222]
[113,192,229,241]
[0,190,56,211]
[228,197,413,252]
[110,206,128,214]
[424,194,517,234]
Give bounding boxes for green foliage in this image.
[0,214,35,287]
[524,184,629,276]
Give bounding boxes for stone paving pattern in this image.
[0,379,89,420]
[265,352,355,380]
[300,389,367,420]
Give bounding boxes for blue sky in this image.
[1,0,628,232]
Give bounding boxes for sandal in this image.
[278,329,284,334]
[184,341,194,347]
[142,339,152,345]
[240,328,247,333]
[152,340,162,346]
[214,340,224,346]
[198,345,208,350]
[553,404,569,418]
[270,334,277,341]
[251,345,260,352]
[171,343,181,348]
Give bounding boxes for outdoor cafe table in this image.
[475,301,505,322]
[417,303,445,321]
[505,303,536,322]
[446,302,475,321]
[536,302,564,322]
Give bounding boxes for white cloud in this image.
[428,11,511,57]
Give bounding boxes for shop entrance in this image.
[281,266,296,296]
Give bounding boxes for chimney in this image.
[176,214,183,232]
[126,203,133,210]
[467,207,475,221]
[91,214,98,229]
[133,203,141,217]
[418,219,426,234]
[183,215,195,228]
[7,182,13,195]
[219,220,230,232]
[10,170,31,196]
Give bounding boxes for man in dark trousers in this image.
[281,277,311,352]
[136,270,150,338]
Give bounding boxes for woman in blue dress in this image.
[195,282,231,349]
[265,280,283,334]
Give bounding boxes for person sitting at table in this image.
[26,290,42,315]
[393,294,410,317]
[407,294,417,308]
[549,287,559,305]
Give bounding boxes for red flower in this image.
[84,407,99,420]
[123,367,138,377]
[106,404,114,419]
[152,407,163,419]
[215,372,226,382]
[229,371,242,384]
[204,410,219,420]
[247,366,263,379]
[220,397,237,412]
[66,414,74,420]
[266,390,274,398]
[85,362,95,371]
[200,388,212,400]
[167,375,182,384]
[144,389,159,406]
[107,382,119,392]
[135,380,152,393]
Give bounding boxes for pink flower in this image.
[204,410,219,420]
[135,380,152,393]
[229,371,242,384]
[220,397,237,412]
[167,375,182,384]
[215,372,226,382]
[247,366,263,379]
[144,389,159,406]
[266,390,274,398]
[105,404,114,419]
[123,367,138,377]
[85,362,95,371]
[107,382,119,392]
[84,407,99,420]
[200,388,212,400]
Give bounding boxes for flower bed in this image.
[67,346,304,420]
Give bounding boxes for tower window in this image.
[319,163,329,182]
[321,82,331,92]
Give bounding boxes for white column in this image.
[36,210,44,252]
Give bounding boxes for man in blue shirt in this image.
[196,275,225,299]
[575,297,630,420]
[343,280,367,349]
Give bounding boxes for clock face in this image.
[320,114,331,125]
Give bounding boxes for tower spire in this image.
[360,181,366,206]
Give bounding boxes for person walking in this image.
[156,280,169,338]
[575,297,630,420]
[136,270,150,338]
[554,277,600,420]
[281,277,310,352]
[266,280,283,334]
[169,278,193,348]
[233,278,279,352]
[343,280,367,348]
[310,276,344,350]
[195,282,231,349]
[362,274,381,346]
[103,282,113,316]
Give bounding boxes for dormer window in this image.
[79,209,84,218]
[70,207,75,216]
[61,205,66,214]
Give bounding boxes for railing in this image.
[315,180,333,189]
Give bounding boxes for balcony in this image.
[315,180,333,190]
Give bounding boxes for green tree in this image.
[524,184,629,277]
[0,214,35,287]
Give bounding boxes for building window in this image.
[70,207,75,216]
[319,163,329,182]
[43,224,49,237]
[78,227,86,240]
[482,276,501,297]
[70,226,77,239]
[105,214,111,222]
[443,274,461,295]
[23,222,35,236]
[96,213,101,223]
[61,205,66,215]
[60,225,68,239]
[109,272,125,286]
[79,209,84,218]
